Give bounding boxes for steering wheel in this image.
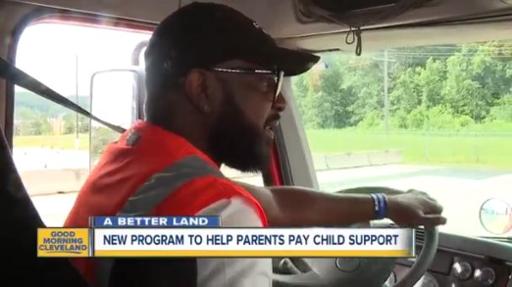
[272,189,439,287]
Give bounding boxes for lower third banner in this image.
[93,228,414,257]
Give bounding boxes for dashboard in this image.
[272,230,511,286]
[394,231,512,287]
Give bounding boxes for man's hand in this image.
[387,190,447,227]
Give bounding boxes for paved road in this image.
[13,148,89,170]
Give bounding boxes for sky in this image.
[15,22,151,126]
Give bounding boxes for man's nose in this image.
[272,92,287,112]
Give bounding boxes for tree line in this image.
[14,41,512,136]
[14,92,90,136]
[292,41,512,131]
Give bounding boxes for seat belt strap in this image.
[0,57,126,134]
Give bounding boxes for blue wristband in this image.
[370,194,380,219]
[370,193,388,219]
[377,193,388,219]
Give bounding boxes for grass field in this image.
[14,134,89,150]
[13,129,512,169]
[305,129,512,169]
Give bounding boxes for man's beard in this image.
[208,88,271,173]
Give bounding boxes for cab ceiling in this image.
[8,0,512,51]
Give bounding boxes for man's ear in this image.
[183,69,213,114]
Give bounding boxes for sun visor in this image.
[294,0,433,27]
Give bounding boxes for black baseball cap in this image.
[145,2,320,77]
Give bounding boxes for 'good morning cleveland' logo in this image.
[37,228,89,257]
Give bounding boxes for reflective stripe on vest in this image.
[95,155,223,287]
[120,155,223,215]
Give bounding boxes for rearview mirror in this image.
[89,68,145,166]
[479,198,512,235]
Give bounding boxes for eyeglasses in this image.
[210,67,285,104]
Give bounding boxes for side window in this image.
[13,20,151,226]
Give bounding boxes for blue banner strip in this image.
[91,216,220,227]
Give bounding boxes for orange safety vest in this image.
[65,120,268,286]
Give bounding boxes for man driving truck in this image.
[65,2,446,286]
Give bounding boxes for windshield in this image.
[292,42,512,241]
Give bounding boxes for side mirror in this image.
[479,198,512,235]
[89,68,145,166]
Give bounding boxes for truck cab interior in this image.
[1,0,511,286]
